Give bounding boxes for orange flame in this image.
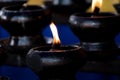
[91,0,103,12]
[50,22,61,45]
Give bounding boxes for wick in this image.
[49,43,61,51]
[52,43,61,49]
[91,7,100,17]
[93,7,100,15]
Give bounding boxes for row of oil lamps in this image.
[0,1,120,80]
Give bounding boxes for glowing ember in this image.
[50,22,61,46]
[91,0,103,12]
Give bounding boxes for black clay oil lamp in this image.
[0,5,51,66]
[26,22,86,80]
[69,0,120,61]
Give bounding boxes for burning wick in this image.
[50,22,61,50]
[91,7,100,17]
[93,7,100,14]
[91,0,102,17]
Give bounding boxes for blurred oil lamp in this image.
[69,0,120,61]
[26,22,86,80]
[0,3,51,66]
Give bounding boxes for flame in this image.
[50,22,61,45]
[87,0,117,13]
[24,0,44,6]
[91,0,103,12]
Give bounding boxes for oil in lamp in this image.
[26,22,86,80]
[69,0,120,61]
[0,3,51,66]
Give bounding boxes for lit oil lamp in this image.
[26,22,86,80]
[0,4,51,66]
[69,0,120,61]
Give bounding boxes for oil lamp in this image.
[0,4,51,66]
[26,22,86,80]
[69,0,120,61]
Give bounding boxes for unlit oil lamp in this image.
[69,0,120,60]
[0,4,51,66]
[26,22,86,80]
